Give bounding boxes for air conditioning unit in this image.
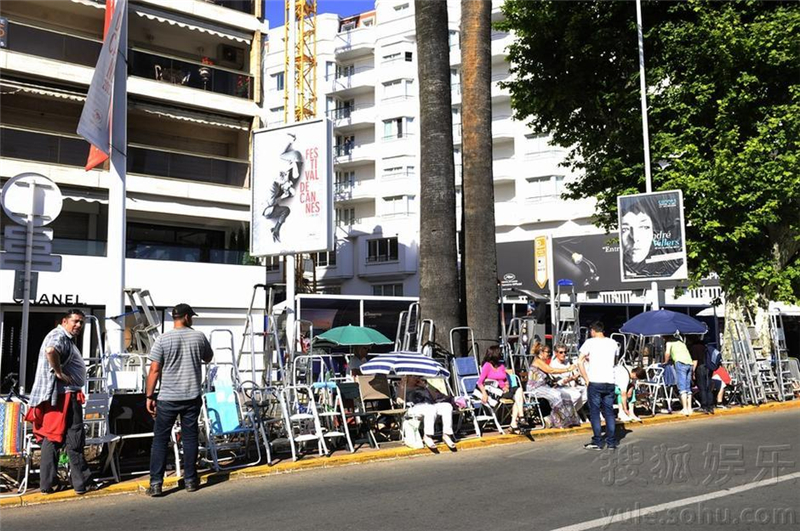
[217,44,245,70]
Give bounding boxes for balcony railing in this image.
[205,0,255,15]
[382,132,414,142]
[2,20,101,67]
[326,102,374,120]
[0,127,249,188]
[126,242,252,264]
[382,170,415,180]
[129,49,253,100]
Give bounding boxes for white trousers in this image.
[562,386,587,411]
[408,402,454,436]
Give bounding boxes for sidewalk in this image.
[3,400,798,508]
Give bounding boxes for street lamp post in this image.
[635,0,660,311]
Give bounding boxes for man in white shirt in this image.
[578,322,619,450]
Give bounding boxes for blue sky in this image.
[263,0,376,29]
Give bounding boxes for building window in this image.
[340,20,357,31]
[336,64,355,79]
[383,195,413,217]
[272,72,284,91]
[269,106,284,124]
[382,52,401,63]
[336,207,356,226]
[318,285,342,295]
[525,175,565,202]
[405,51,413,62]
[367,237,399,263]
[265,255,281,272]
[314,251,337,267]
[335,171,355,192]
[449,30,460,50]
[373,283,404,296]
[394,3,409,12]
[383,117,413,140]
[383,79,403,99]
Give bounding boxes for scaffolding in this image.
[284,0,317,122]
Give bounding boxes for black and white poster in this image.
[251,118,333,256]
[617,190,688,282]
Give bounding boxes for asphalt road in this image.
[3,409,799,531]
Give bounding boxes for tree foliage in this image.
[498,0,800,304]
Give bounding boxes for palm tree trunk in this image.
[461,0,499,354]
[415,0,461,345]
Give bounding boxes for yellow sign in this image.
[534,236,548,289]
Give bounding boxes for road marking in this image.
[547,471,800,531]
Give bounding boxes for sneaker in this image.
[185,480,200,493]
[146,483,163,498]
[584,443,603,451]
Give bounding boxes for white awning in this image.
[0,79,86,102]
[130,102,250,131]
[61,189,108,204]
[133,6,252,44]
[69,0,104,10]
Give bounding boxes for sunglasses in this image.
[556,350,567,354]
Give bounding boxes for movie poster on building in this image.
[251,119,333,256]
[617,190,688,282]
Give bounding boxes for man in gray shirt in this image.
[145,303,212,497]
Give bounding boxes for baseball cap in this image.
[171,303,198,318]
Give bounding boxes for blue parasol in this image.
[620,309,708,337]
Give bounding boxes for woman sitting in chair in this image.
[405,375,457,451]
[527,346,581,428]
[477,346,527,433]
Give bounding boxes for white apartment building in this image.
[0,0,269,389]
[264,0,596,298]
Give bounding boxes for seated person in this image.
[477,346,526,433]
[348,344,372,376]
[614,365,646,422]
[549,344,587,412]
[527,345,581,429]
[405,375,456,451]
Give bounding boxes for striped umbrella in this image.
[359,351,451,378]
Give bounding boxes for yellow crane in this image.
[284,0,317,123]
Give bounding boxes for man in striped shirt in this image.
[145,303,212,497]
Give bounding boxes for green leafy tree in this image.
[498,0,800,306]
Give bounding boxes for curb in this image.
[3,399,798,508]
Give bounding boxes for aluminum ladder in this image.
[554,279,580,356]
[769,310,794,401]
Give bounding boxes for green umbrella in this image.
[314,325,393,346]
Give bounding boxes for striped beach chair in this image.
[0,401,28,497]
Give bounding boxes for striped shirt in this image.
[148,327,212,401]
[28,326,86,407]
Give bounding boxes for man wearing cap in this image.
[145,303,213,497]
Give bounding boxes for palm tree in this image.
[461,0,499,353]
[415,0,461,344]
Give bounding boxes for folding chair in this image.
[336,381,378,449]
[452,357,503,436]
[511,373,546,429]
[635,365,674,416]
[202,369,266,471]
[83,392,122,483]
[0,401,28,497]
[356,375,406,447]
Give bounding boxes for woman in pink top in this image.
[477,346,526,433]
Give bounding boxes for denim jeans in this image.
[587,382,616,448]
[149,397,201,486]
[675,362,693,396]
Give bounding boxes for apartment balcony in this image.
[328,67,376,96]
[0,126,249,188]
[451,82,462,105]
[450,46,461,66]
[493,158,517,183]
[377,59,416,82]
[492,116,515,142]
[334,26,376,60]
[453,124,462,145]
[381,133,417,158]
[333,143,376,168]
[327,103,375,133]
[356,242,418,279]
[491,74,511,101]
[491,31,513,58]
[380,170,416,196]
[334,179,376,204]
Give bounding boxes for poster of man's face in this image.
[617,190,688,282]
[251,119,333,256]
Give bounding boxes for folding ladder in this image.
[769,310,794,401]
[395,302,420,351]
[730,320,766,405]
[554,279,580,357]
[237,284,283,388]
[279,385,328,461]
[123,288,161,354]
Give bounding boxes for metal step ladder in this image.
[554,279,580,357]
[506,318,532,375]
[769,310,794,401]
[82,314,109,395]
[731,320,766,405]
[395,302,420,351]
[279,385,328,461]
[237,284,283,388]
[123,288,161,354]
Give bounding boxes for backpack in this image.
[705,344,722,371]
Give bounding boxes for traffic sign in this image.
[1,173,62,226]
[0,253,62,272]
[13,271,38,300]
[4,239,52,255]
[4,226,53,241]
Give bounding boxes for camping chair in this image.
[511,373,547,429]
[336,381,378,449]
[635,365,674,416]
[452,357,503,436]
[202,368,266,471]
[83,392,122,483]
[0,401,28,497]
[356,375,407,446]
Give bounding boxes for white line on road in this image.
[547,471,800,531]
